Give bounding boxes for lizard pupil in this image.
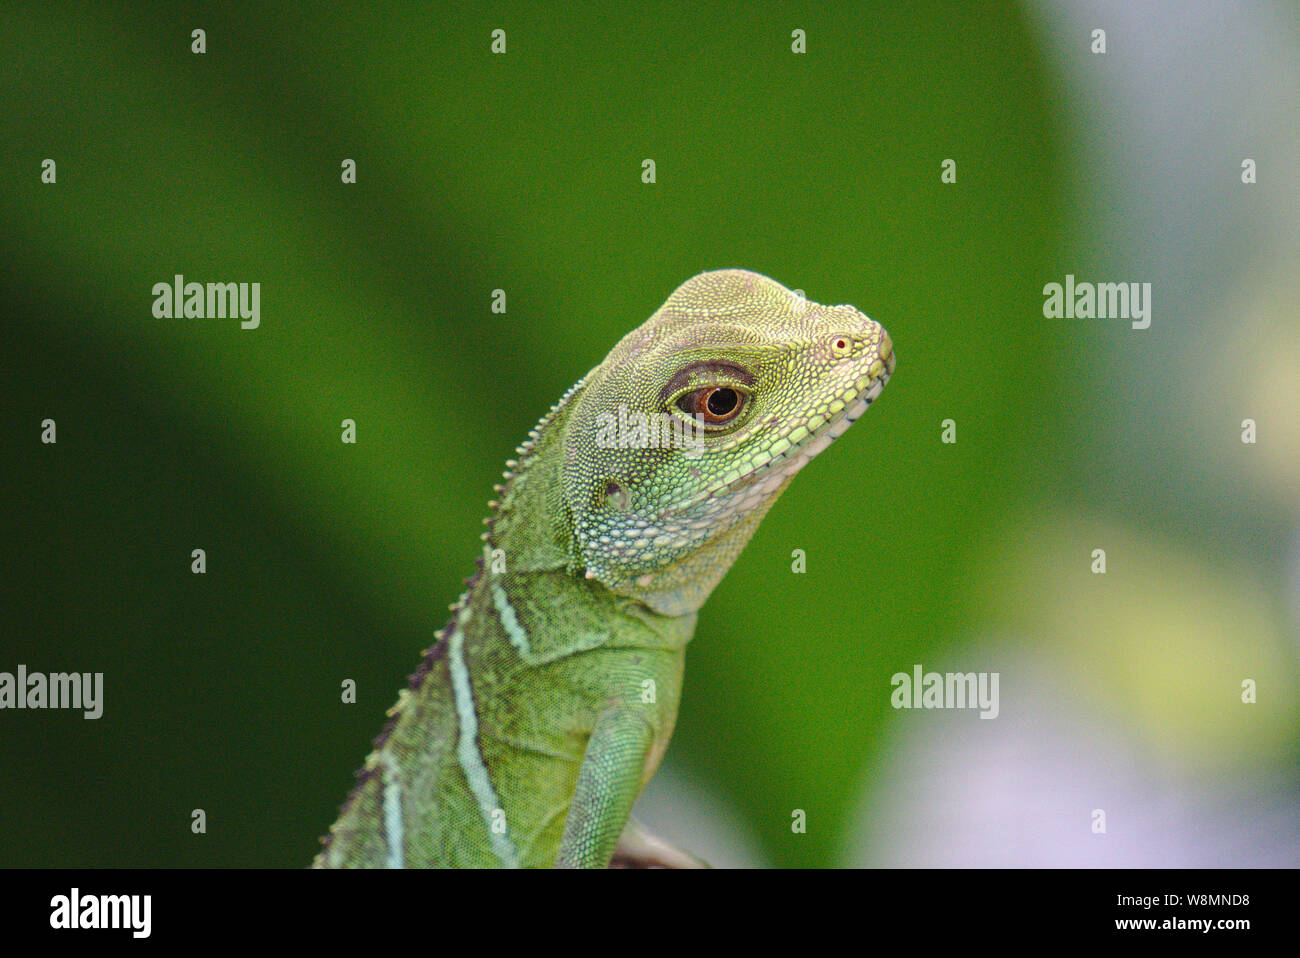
[694,386,740,423]
[706,388,736,416]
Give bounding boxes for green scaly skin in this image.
[313,269,894,868]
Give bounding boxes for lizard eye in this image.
[676,386,745,425]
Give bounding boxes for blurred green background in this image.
[2,2,1297,867]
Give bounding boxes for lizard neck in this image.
[484,390,582,579]
[482,380,696,654]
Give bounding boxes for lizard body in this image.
[314,269,894,868]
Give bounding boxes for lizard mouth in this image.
[818,350,894,444]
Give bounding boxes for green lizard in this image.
[313,269,894,868]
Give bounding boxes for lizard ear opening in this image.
[600,479,630,512]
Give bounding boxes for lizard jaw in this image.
[579,353,893,583]
[694,348,895,513]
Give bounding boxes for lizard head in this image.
[563,269,894,618]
